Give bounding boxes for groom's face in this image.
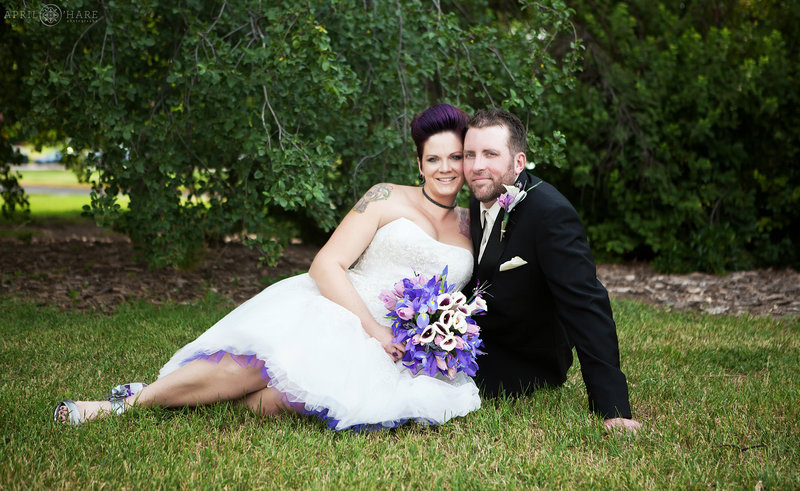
[463,125,521,204]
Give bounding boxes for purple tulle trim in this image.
[187,350,272,382]
[301,406,438,432]
[183,350,306,413]
[182,350,436,429]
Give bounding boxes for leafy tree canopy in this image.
[2,0,579,268]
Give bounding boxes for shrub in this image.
[537,0,800,272]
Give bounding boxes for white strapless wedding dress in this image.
[158,217,479,430]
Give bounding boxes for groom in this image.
[463,108,640,432]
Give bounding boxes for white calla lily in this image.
[467,296,487,315]
[419,325,436,344]
[453,312,468,333]
[502,184,520,197]
[433,321,450,337]
[439,335,459,351]
[450,291,467,307]
[436,293,454,310]
[507,190,526,212]
[438,309,455,328]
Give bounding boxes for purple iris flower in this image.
[424,355,439,378]
[416,312,430,329]
[497,193,515,211]
[383,266,485,380]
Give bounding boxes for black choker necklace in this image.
[421,186,456,209]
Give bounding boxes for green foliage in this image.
[0,9,31,218]
[4,0,580,268]
[538,0,800,273]
[5,2,797,273]
[0,152,28,219]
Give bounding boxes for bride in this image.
[54,104,480,431]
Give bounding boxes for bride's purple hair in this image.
[410,104,469,160]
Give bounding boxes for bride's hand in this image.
[383,340,406,362]
[374,325,405,362]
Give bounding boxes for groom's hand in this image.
[603,417,641,434]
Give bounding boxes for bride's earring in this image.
[418,173,425,185]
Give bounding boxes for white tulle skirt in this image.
[158,274,480,431]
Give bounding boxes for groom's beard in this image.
[468,166,518,203]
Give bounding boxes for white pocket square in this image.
[499,256,527,271]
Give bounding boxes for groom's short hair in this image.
[468,108,527,156]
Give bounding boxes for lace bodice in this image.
[347,217,474,326]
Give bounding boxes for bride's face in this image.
[418,131,465,199]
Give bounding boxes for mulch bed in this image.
[1,222,798,320]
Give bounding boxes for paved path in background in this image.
[10,163,68,171]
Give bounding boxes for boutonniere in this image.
[497,181,542,240]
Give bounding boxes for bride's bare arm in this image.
[308,184,403,354]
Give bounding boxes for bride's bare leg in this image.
[242,387,304,417]
[134,354,270,407]
[56,353,269,423]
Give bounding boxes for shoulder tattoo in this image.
[457,207,470,238]
[353,183,393,213]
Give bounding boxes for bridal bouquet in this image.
[380,266,485,379]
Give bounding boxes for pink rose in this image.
[465,324,480,334]
[379,290,397,310]
[396,306,415,320]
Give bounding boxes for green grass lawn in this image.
[0,192,130,240]
[0,295,797,488]
[0,194,111,241]
[16,169,92,187]
[26,193,91,215]
[0,194,91,237]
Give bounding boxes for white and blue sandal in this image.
[54,382,147,425]
[108,382,148,415]
[53,400,83,425]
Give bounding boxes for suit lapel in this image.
[477,208,505,281]
[474,172,540,282]
[469,199,482,253]
[497,172,534,247]
[469,198,482,272]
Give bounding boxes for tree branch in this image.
[461,41,495,107]
[67,15,104,70]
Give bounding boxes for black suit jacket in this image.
[465,171,632,419]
